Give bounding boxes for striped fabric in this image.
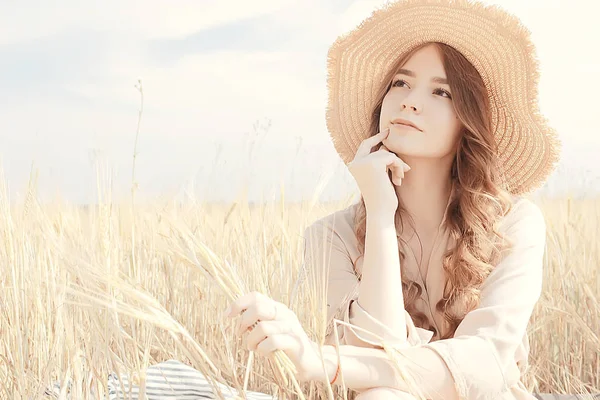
[44,359,277,400]
[43,360,600,399]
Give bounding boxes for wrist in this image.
[366,210,395,227]
[314,345,339,384]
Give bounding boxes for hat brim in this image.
[326,0,561,195]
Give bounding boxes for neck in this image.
[394,154,454,237]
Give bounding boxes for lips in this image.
[391,123,420,132]
[391,118,422,131]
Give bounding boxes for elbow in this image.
[425,335,518,399]
[503,362,522,390]
[472,336,523,397]
[481,334,527,390]
[494,346,523,390]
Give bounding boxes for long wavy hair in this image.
[353,42,515,340]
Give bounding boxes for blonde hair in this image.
[353,42,515,340]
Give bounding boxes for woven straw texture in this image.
[326,0,561,195]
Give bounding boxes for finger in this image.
[371,150,408,170]
[371,152,403,181]
[236,307,260,336]
[255,334,299,358]
[389,159,409,186]
[398,162,411,181]
[397,158,408,178]
[384,148,394,175]
[395,160,405,180]
[384,154,409,172]
[393,171,403,186]
[237,301,284,335]
[354,128,390,159]
[246,321,290,351]
[388,169,399,186]
[225,291,264,319]
[390,171,402,186]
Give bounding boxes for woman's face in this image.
[380,43,463,159]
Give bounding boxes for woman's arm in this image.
[347,212,407,347]
[313,199,546,400]
[314,344,458,399]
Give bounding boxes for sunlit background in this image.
[0,0,598,205]
[1,2,599,397]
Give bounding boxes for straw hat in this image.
[326,0,561,195]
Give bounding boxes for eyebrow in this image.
[395,68,448,85]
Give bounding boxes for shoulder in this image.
[498,195,546,236]
[482,196,547,292]
[303,202,361,260]
[304,202,359,234]
[492,196,547,267]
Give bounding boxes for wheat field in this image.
[0,163,599,399]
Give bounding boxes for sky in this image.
[0,0,598,205]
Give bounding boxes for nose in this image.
[400,94,422,113]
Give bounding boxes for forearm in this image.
[353,212,406,345]
[315,344,408,392]
[315,344,458,400]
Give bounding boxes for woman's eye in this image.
[434,88,452,99]
[392,79,408,88]
[392,79,452,99]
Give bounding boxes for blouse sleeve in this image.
[417,198,547,399]
[303,217,433,348]
[304,199,546,399]
[302,217,361,345]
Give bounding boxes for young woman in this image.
[54,0,559,399]
[225,0,561,399]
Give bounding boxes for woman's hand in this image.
[224,291,324,383]
[348,127,411,217]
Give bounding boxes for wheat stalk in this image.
[159,211,307,399]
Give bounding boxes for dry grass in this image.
[0,163,599,398]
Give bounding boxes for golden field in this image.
[1,168,599,399]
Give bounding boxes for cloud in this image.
[0,0,598,204]
[145,14,295,65]
[0,29,125,95]
[0,0,301,45]
[0,0,337,109]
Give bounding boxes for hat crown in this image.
[326,0,561,195]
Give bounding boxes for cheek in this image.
[380,91,403,112]
[448,114,463,143]
[426,110,462,152]
[433,107,461,135]
[380,96,393,115]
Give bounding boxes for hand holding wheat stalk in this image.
[159,212,308,399]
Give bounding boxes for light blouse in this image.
[302,189,546,400]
